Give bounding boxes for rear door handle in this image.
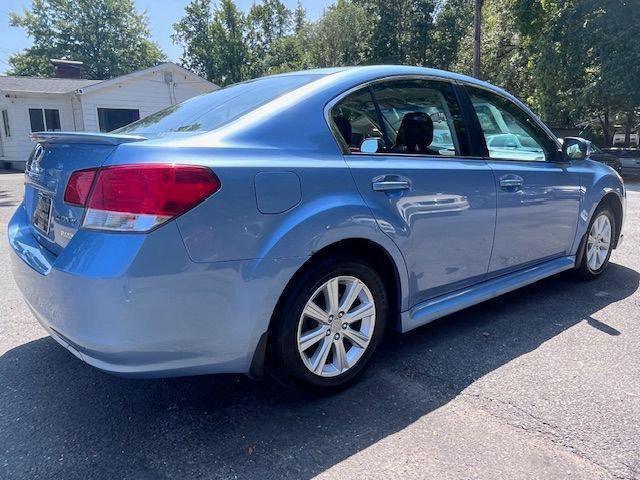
[372,180,411,191]
[372,175,411,192]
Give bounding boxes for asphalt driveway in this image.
[1,171,639,480]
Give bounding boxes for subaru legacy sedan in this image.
[8,66,625,390]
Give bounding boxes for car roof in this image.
[281,65,511,96]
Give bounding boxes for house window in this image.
[29,108,61,132]
[1,109,9,137]
[97,108,140,132]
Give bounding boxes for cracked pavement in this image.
[1,171,639,479]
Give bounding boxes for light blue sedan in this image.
[8,66,626,390]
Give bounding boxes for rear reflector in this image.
[65,164,220,232]
[64,169,97,206]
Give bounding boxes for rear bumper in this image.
[8,204,301,378]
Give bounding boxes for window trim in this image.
[460,83,562,163]
[325,74,484,160]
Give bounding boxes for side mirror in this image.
[562,137,591,161]
[360,137,385,154]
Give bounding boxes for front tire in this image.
[576,205,616,279]
[270,258,388,391]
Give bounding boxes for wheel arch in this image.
[250,237,408,378]
[574,190,624,268]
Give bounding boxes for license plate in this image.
[33,193,53,234]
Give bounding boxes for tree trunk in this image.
[473,0,483,79]
[599,102,611,147]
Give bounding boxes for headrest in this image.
[394,112,434,153]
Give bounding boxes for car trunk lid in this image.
[24,132,147,255]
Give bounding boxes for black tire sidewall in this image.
[271,258,388,390]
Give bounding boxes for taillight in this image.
[64,168,97,206]
[65,164,220,232]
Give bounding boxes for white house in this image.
[0,61,218,170]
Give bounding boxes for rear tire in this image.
[575,205,615,280]
[270,257,388,391]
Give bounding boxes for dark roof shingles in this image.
[0,76,102,94]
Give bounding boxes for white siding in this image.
[0,93,75,168]
[79,65,214,132]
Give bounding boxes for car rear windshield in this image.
[116,74,324,135]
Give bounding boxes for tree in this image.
[8,0,164,79]
[454,0,534,103]
[354,0,437,65]
[516,0,640,144]
[293,2,307,33]
[246,0,294,77]
[300,0,372,68]
[429,0,474,70]
[173,0,249,86]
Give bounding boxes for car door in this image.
[330,78,497,306]
[464,85,582,275]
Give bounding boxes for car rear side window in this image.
[331,88,386,152]
[331,78,470,156]
[117,74,324,135]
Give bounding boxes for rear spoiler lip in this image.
[29,131,147,146]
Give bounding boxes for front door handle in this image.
[499,175,524,190]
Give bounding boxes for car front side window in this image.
[468,87,556,162]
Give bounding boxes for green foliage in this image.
[9,0,165,79]
[354,0,438,65]
[173,0,249,86]
[454,0,534,102]
[526,0,640,124]
[246,0,295,76]
[452,0,640,142]
[430,0,474,70]
[299,0,372,68]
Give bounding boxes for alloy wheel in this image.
[296,276,376,377]
[586,214,612,271]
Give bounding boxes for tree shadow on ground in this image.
[1,263,638,479]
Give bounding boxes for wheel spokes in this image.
[299,326,327,352]
[333,339,349,372]
[310,337,332,374]
[303,300,328,324]
[343,327,370,349]
[345,302,374,323]
[297,275,376,378]
[324,277,340,314]
[587,214,612,271]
